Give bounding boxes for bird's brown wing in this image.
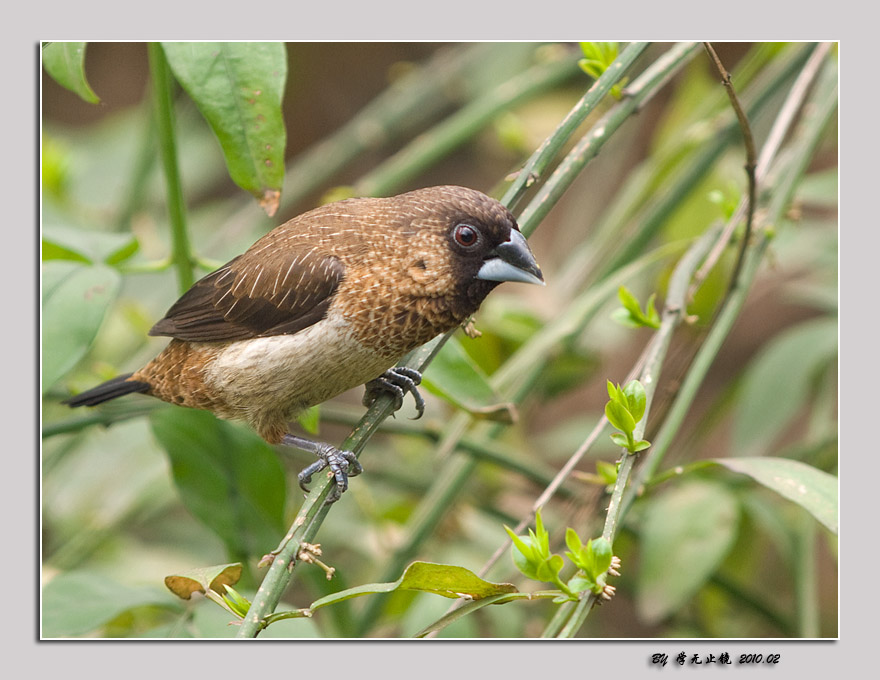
[149,248,345,342]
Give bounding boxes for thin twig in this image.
[702,42,757,299]
[549,221,724,637]
[624,50,838,524]
[690,43,832,298]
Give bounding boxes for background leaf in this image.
[161,42,287,215]
[42,42,100,104]
[733,317,837,456]
[636,479,739,623]
[42,571,176,637]
[149,409,287,559]
[42,223,138,264]
[423,336,517,422]
[714,457,837,533]
[42,262,120,392]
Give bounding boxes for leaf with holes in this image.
[162,42,287,215]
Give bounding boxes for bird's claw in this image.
[363,366,425,419]
[283,434,362,504]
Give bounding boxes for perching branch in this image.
[236,43,653,638]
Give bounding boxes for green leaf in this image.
[587,537,613,578]
[220,585,252,618]
[610,432,630,448]
[42,42,100,104]
[611,307,641,328]
[636,479,739,624]
[309,561,518,611]
[535,554,565,583]
[149,409,287,558]
[714,457,837,534]
[623,380,647,423]
[297,405,321,435]
[422,336,517,423]
[733,317,837,456]
[534,508,550,550]
[504,525,536,561]
[632,439,651,453]
[42,262,121,392]
[618,285,642,315]
[596,460,619,484]
[42,223,139,265]
[42,571,176,637]
[644,294,661,326]
[161,42,287,216]
[605,399,635,435]
[578,42,619,79]
[164,563,243,600]
[564,527,583,557]
[42,134,72,201]
[510,540,541,581]
[613,287,661,329]
[606,379,623,403]
[41,239,91,264]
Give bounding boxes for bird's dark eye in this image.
[453,223,480,248]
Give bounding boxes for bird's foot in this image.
[282,434,363,504]
[363,366,425,419]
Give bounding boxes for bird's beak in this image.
[477,229,545,286]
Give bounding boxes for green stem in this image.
[237,338,449,638]
[794,512,820,637]
[516,42,702,239]
[147,42,194,293]
[425,43,817,638]
[354,49,581,198]
[548,220,722,639]
[499,41,650,211]
[319,405,569,494]
[586,42,816,287]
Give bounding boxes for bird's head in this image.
[391,186,543,313]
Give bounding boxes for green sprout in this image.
[605,379,651,454]
[564,531,614,596]
[505,509,618,602]
[612,285,661,329]
[578,42,627,99]
[504,509,573,599]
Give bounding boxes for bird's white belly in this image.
[201,310,394,417]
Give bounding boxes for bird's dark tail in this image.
[63,373,151,407]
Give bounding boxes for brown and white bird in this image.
[64,185,543,501]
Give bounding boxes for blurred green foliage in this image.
[41,42,837,639]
